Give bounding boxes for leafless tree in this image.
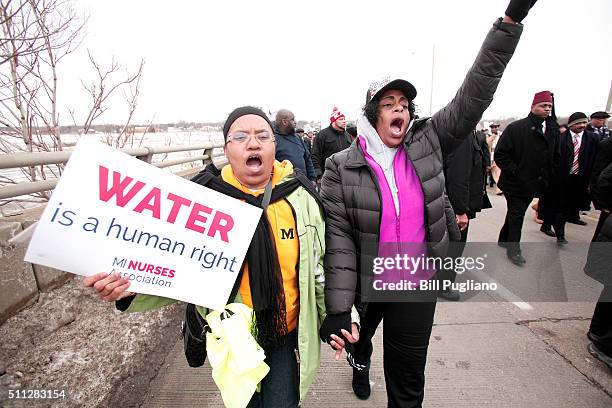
[0,0,144,210]
[0,0,84,192]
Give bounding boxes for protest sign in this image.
[25,139,262,310]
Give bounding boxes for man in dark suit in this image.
[495,90,559,265]
[547,112,599,243]
[587,111,610,142]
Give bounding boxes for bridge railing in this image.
[0,142,227,200]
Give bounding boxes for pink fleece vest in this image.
[359,137,432,284]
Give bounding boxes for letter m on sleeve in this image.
[280,228,295,240]
[99,165,145,207]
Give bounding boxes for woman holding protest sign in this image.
[85,106,330,408]
[318,1,537,407]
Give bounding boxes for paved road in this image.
[142,190,612,407]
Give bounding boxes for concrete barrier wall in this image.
[0,221,39,323]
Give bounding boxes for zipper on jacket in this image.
[362,163,383,317]
[286,198,302,401]
[396,217,401,247]
[392,159,402,247]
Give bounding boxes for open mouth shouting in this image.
[390,118,405,137]
[246,154,263,171]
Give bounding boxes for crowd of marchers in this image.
[80,1,612,407]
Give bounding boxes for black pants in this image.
[498,194,533,256]
[552,175,588,238]
[352,301,437,408]
[439,225,469,284]
[589,211,612,356]
[537,196,547,223]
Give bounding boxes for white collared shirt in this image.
[570,130,583,149]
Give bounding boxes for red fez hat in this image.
[532,90,553,106]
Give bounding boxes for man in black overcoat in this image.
[495,90,560,265]
[543,112,599,243]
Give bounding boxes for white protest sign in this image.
[25,139,262,310]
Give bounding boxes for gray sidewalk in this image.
[143,302,611,407]
[142,192,612,407]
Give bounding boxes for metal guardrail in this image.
[0,142,226,200]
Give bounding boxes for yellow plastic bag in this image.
[206,303,269,408]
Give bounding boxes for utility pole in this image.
[606,80,612,112]
[429,44,436,116]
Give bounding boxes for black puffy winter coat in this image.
[320,19,523,314]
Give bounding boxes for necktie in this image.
[570,135,579,175]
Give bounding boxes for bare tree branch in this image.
[1,0,144,209]
[81,52,143,139]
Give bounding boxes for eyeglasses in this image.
[226,131,274,144]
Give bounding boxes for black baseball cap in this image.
[366,77,417,104]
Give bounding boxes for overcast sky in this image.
[62,0,611,126]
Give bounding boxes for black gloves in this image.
[505,0,537,23]
[115,294,136,311]
[319,312,352,345]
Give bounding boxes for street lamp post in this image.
[606,80,612,113]
[429,44,436,116]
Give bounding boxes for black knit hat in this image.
[568,112,588,127]
[222,106,273,141]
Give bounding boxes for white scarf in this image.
[356,115,402,214]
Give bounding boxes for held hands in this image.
[330,323,360,360]
[456,213,469,231]
[504,0,538,24]
[83,272,134,302]
[320,312,360,359]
